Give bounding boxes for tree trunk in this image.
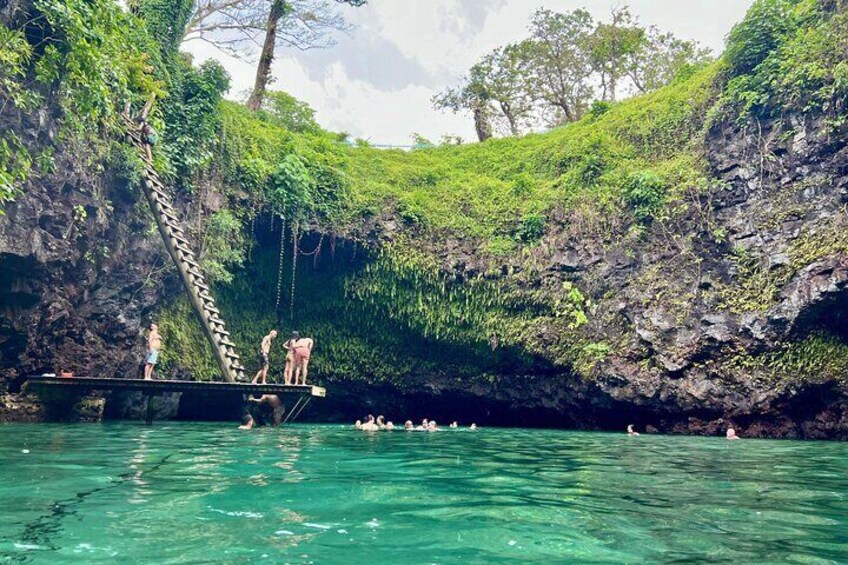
[247,0,287,111]
[500,101,519,136]
[473,106,492,142]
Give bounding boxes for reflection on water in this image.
[0,423,847,563]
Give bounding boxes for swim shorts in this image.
[146,350,159,365]
[258,351,270,369]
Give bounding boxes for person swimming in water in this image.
[427,420,440,431]
[360,414,379,431]
[470,423,477,430]
[404,420,414,431]
[238,414,255,430]
[449,421,458,428]
[627,424,640,436]
[726,427,740,440]
[247,394,284,426]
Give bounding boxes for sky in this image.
[184,0,756,146]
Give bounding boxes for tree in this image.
[625,28,712,94]
[432,79,493,142]
[526,8,595,124]
[589,7,645,101]
[246,0,366,110]
[261,90,319,132]
[472,43,535,136]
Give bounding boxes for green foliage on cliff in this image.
[724,0,848,120]
[1,0,163,211]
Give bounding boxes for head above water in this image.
[404,420,413,429]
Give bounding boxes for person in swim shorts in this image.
[144,323,161,380]
[290,331,314,385]
[252,330,278,385]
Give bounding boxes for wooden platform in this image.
[23,375,326,398]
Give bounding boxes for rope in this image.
[297,232,324,256]
[290,223,300,320]
[274,214,285,313]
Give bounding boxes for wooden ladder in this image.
[124,116,246,382]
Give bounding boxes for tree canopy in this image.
[434,5,712,140]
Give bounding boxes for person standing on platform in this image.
[291,331,314,385]
[252,330,278,385]
[283,333,296,385]
[144,323,162,380]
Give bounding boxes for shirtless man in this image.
[252,330,278,385]
[627,424,640,436]
[290,332,314,385]
[144,323,161,380]
[248,394,284,426]
[726,428,740,440]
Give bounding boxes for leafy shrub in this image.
[260,91,319,133]
[622,171,667,222]
[725,0,800,77]
[200,209,246,284]
[516,213,546,243]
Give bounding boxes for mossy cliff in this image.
[2,0,847,436]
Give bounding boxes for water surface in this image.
[1,423,846,563]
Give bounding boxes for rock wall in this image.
[0,102,176,420]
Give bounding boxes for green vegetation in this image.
[723,0,848,120]
[4,0,848,389]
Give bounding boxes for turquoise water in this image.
[0,423,846,564]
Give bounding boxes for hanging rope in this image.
[290,222,300,321]
[298,232,324,256]
[274,214,286,314]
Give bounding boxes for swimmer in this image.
[238,415,255,430]
[428,420,439,431]
[247,394,284,426]
[354,420,362,430]
[385,421,395,430]
[404,420,414,431]
[449,421,458,428]
[726,428,740,440]
[470,423,477,430]
[417,418,429,430]
[376,415,386,429]
[360,414,379,431]
[627,424,640,436]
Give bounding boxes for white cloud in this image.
[185,0,755,146]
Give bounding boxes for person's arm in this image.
[147,332,153,351]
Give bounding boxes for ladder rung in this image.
[194,280,210,292]
[225,351,240,360]
[214,329,230,337]
[205,305,220,315]
[172,232,190,245]
[220,338,236,347]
